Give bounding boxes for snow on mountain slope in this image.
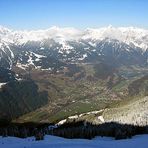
[0,135,148,148]
[0,26,82,45]
[0,25,148,50]
[84,26,148,51]
[0,25,148,70]
[103,96,148,126]
[0,82,7,88]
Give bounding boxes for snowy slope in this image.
[0,135,148,148]
[103,96,148,126]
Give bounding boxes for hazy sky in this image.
[0,0,147,30]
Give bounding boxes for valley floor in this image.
[0,135,148,148]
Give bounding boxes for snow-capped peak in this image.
[83,26,148,51]
[0,25,148,51]
[0,25,11,34]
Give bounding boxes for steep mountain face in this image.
[0,26,148,70]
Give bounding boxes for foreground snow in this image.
[0,135,148,148]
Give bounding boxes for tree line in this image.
[0,120,148,140]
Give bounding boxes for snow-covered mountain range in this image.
[1,25,148,49]
[0,25,148,70]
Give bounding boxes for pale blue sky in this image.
[0,0,147,30]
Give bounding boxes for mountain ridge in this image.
[0,25,148,49]
[0,25,148,70]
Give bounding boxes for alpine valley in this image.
[0,25,148,125]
